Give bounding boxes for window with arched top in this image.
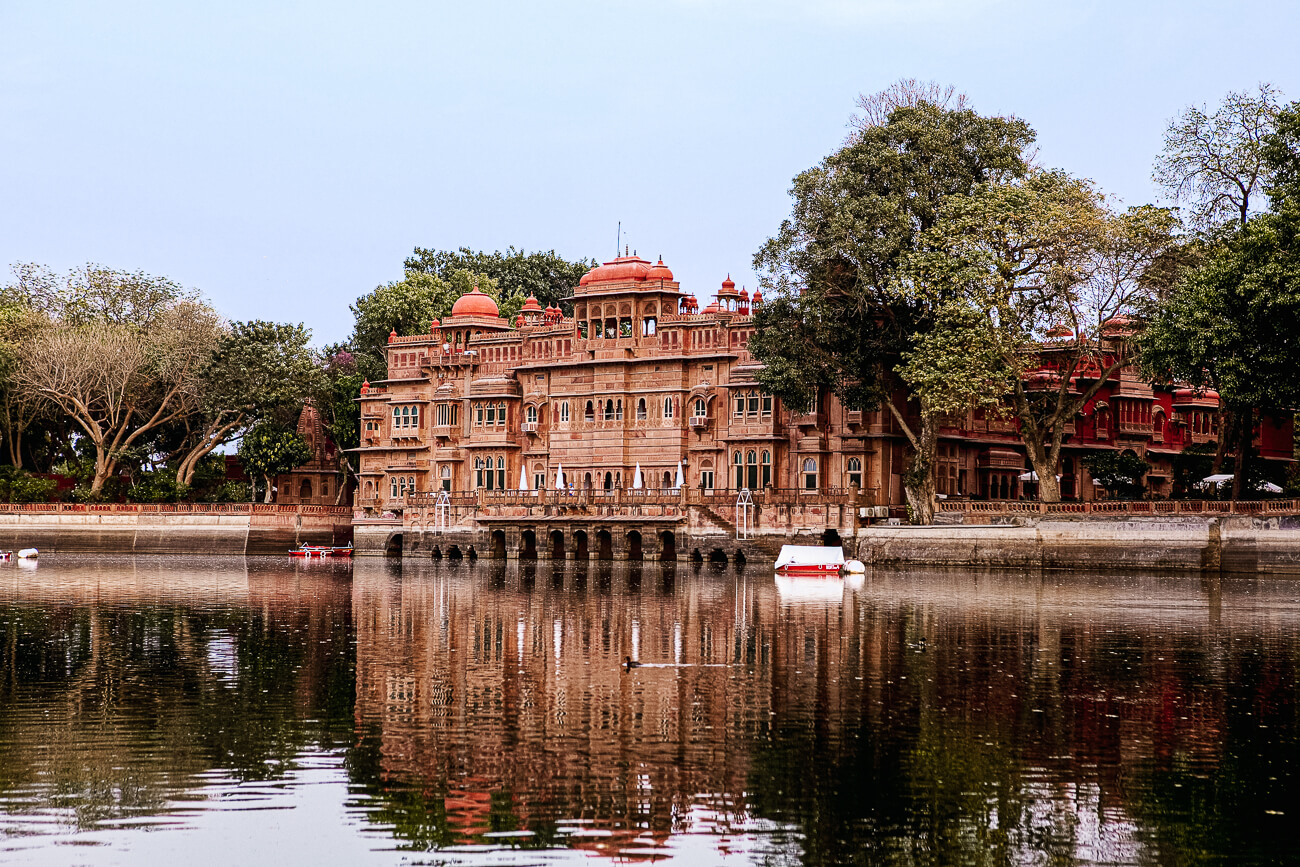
[440,465,451,491]
[802,457,818,491]
[560,402,570,423]
[486,403,496,425]
[585,400,594,422]
[497,402,506,425]
[300,478,313,500]
[392,407,400,427]
[474,457,484,488]
[745,450,758,490]
[734,451,744,489]
[637,398,646,420]
[496,456,506,490]
[616,399,623,421]
[747,391,759,416]
[604,399,614,420]
[734,392,745,417]
[603,472,613,491]
[694,397,706,417]
[390,477,398,498]
[527,404,537,424]
[761,450,772,488]
[664,396,674,418]
[847,456,862,488]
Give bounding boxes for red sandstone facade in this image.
[352,255,1291,514]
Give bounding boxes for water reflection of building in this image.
[351,563,1300,864]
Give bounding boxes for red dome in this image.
[647,258,674,282]
[751,289,763,305]
[720,274,736,292]
[739,287,749,299]
[1173,387,1220,405]
[1045,323,1073,340]
[450,286,500,318]
[521,294,543,312]
[581,256,652,285]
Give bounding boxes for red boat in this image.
[289,544,353,558]
[774,545,845,575]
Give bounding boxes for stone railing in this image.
[936,498,1300,517]
[401,486,869,511]
[0,503,353,516]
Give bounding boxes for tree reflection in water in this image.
[3,558,1300,864]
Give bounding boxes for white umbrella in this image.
[519,463,529,491]
[1261,481,1284,494]
[632,463,643,489]
[674,461,684,489]
[554,463,566,490]
[1017,471,1061,482]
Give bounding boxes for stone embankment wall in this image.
[859,515,1300,574]
[0,505,353,555]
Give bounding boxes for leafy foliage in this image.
[403,246,594,315]
[238,423,312,503]
[1082,450,1152,499]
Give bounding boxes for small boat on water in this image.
[289,544,353,558]
[774,545,845,576]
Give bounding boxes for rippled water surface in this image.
[2,557,1300,865]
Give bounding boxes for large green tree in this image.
[893,171,1178,502]
[238,422,312,504]
[170,320,323,489]
[750,91,1034,523]
[5,265,223,494]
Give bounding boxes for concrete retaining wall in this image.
[859,515,1300,574]
[0,511,352,555]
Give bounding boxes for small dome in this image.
[515,314,525,327]
[1173,387,1220,406]
[720,274,736,293]
[450,286,500,318]
[739,287,749,299]
[521,294,543,312]
[360,379,370,394]
[647,258,674,282]
[388,329,397,343]
[752,289,763,305]
[429,318,440,330]
[1046,324,1073,340]
[1101,314,1136,336]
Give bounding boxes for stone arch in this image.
[708,548,727,565]
[626,530,643,561]
[299,478,313,500]
[491,529,506,559]
[574,529,589,560]
[520,529,538,559]
[596,529,613,560]
[447,544,463,560]
[549,529,565,559]
[384,533,403,557]
[430,545,442,560]
[821,528,842,549]
[658,530,677,561]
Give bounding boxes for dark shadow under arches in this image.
[521,529,538,560]
[491,529,507,560]
[626,530,643,561]
[658,530,677,562]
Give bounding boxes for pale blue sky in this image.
[3,0,1297,346]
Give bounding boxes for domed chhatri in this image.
[647,257,674,282]
[450,285,500,318]
[579,255,654,287]
[521,294,543,313]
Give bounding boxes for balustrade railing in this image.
[0,502,352,516]
[934,498,1299,517]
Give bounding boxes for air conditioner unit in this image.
[689,416,708,428]
[522,422,539,433]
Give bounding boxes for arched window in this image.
[533,463,545,491]
[734,392,745,417]
[761,450,772,488]
[637,398,647,420]
[486,403,496,425]
[390,477,399,498]
[663,471,672,488]
[560,402,570,423]
[392,407,400,427]
[847,456,862,487]
[699,459,715,491]
[802,458,818,491]
[497,402,506,425]
[604,399,614,420]
[734,451,744,489]
[604,472,613,491]
[496,456,506,490]
[747,391,759,416]
[615,471,622,488]
[585,400,594,422]
[615,399,623,421]
[745,449,758,490]
[664,397,674,419]
[694,397,706,417]
[300,478,313,500]
[364,480,373,499]
[411,405,419,427]
[440,466,451,491]
[475,403,483,425]
[527,405,538,424]
[474,457,484,488]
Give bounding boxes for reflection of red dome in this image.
[581,256,652,285]
[647,258,674,282]
[450,286,500,318]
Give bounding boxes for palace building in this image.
[352,254,1291,515]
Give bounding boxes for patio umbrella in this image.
[519,464,529,491]
[632,463,643,489]
[555,464,566,490]
[674,461,685,489]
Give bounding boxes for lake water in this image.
[2,557,1299,866]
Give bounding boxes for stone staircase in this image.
[693,504,785,559]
